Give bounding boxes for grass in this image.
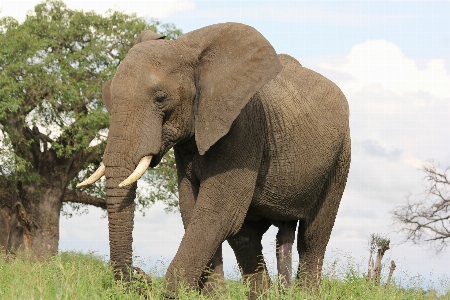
[0,251,449,299]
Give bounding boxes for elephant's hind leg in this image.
[227,219,272,299]
[274,220,297,287]
[296,134,351,289]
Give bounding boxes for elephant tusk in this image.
[118,155,153,187]
[76,163,106,188]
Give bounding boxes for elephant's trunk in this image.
[104,152,137,281]
[99,87,163,280]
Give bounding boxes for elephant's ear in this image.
[185,23,282,155]
[102,79,112,113]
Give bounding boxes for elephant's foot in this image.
[274,220,296,288]
[199,271,226,298]
[296,261,322,293]
[131,267,152,298]
[243,272,271,300]
[163,267,200,299]
[133,266,152,285]
[276,242,293,287]
[198,244,226,297]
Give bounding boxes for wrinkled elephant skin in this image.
[88,23,351,297]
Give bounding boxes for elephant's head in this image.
[77,23,282,280]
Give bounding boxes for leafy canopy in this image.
[0,0,181,213]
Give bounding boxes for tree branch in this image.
[67,142,105,180]
[392,162,450,253]
[62,188,106,209]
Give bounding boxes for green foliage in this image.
[147,18,183,40]
[138,149,179,215]
[0,252,449,299]
[0,132,38,184]
[0,0,149,164]
[368,233,390,253]
[0,0,182,212]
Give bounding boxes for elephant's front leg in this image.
[175,153,225,295]
[164,171,257,298]
[163,206,229,298]
[198,244,225,295]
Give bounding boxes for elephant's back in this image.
[277,54,349,126]
[248,60,349,221]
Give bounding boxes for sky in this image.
[1,0,450,291]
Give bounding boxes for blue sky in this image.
[163,1,450,59]
[2,0,450,292]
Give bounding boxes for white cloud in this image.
[320,40,450,99]
[310,40,450,166]
[402,153,425,169]
[0,0,195,22]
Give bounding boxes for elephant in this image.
[77,22,351,297]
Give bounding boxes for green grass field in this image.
[0,251,449,299]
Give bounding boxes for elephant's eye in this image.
[154,91,168,103]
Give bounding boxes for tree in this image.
[392,162,450,253]
[0,0,181,256]
[366,233,395,287]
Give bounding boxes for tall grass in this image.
[0,251,449,299]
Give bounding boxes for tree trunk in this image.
[384,260,396,288]
[0,182,62,256]
[0,181,13,254]
[373,240,390,286]
[366,251,374,280]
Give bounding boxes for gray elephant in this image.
[77,23,351,297]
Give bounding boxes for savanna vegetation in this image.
[0,251,448,299]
